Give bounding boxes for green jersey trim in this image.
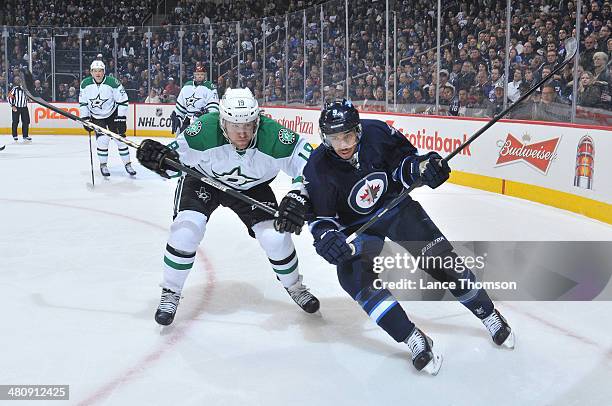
[255,116,300,159]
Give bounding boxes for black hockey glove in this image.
[114,115,127,135]
[170,111,182,134]
[274,191,310,235]
[399,152,450,189]
[136,139,179,178]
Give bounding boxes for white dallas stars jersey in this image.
[174,80,219,119]
[167,112,312,192]
[79,76,128,119]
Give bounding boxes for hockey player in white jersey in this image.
[136,88,319,326]
[170,65,219,134]
[79,60,136,177]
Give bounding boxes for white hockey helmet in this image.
[219,88,261,150]
[90,60,105,71]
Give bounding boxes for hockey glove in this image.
[114,115,127,135]
[82,117,94,132]
[170,111,183,134]
[136,139,179,178]
[313,229,355,265]
[274,191,310,235]
[399,152,450,189]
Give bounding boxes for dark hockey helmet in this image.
[318,99,362,150]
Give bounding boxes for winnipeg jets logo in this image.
[185,93,201,108]
[348,172,388,215]
[89,94,108,109]
[359,182,381,205]
[211,166,258,187]
[196,187,211,202]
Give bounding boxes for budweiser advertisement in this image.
[495,133,560,174]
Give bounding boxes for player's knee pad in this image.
[167,210,207,253]
[252,220,294,259]
[114,138,128,149]
[96,135,110,149]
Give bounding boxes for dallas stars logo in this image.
[89,94,108,109]
[212,166,258,187]
[185,93,201,108]
[196,187,211,202]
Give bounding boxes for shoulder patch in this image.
[203,81,217,91]
[185,120,202,137]
[80,76,94,89]
[104,76,121,89]
[278,128,296,145]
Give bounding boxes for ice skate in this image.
[482,309,515,349]
[405,327,443,375]
[284,275,320,313]
[155,288,181,326]
[100,163,110,177]
[125,162,137,176]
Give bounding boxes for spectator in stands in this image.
[65,87,78,103]
[31,80,44,99]
[164,77,180,99]
[145,89,161,103]
[580,35,599,73]
[491,83,508,116]
[508,69,523,103]
[576,71,605,108]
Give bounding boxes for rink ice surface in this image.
[1,135,612,406]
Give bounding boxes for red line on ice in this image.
[0,199,216,406]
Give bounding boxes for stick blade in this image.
[564,37,578,60]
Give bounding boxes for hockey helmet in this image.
[219,88,261,150]
[90,60,106,72]
[319,99,362,151]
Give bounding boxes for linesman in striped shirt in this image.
[79,60,136,177]
[8,76,32,142]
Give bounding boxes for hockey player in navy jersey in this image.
[303,99,514,375]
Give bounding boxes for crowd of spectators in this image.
[0,0,153,27]
[0,0,610,124]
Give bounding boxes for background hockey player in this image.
[304,99,515,375]
[79,60,136,177]
[171,65,219,134]
[136,88,319,326]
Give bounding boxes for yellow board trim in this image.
[1,128,174,137]
[450,170,612,225]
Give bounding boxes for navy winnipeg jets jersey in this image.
[304,119,417,228]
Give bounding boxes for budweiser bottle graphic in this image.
[574,135,594,189]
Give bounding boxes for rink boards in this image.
[1,102,610,223]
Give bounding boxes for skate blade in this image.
[422,353,443,376]
[501,331,515,350]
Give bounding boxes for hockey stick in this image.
[345,37,578,245]
[87,130,95,188]
[20,70,279,217]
